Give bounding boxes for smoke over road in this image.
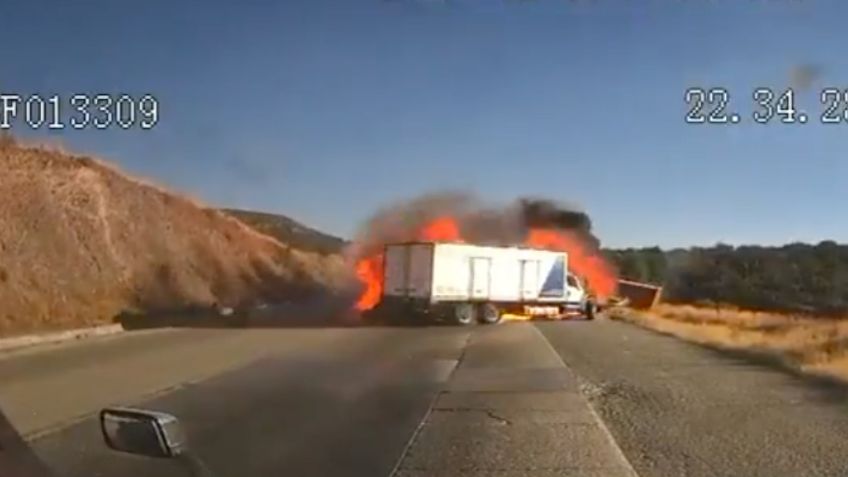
[346,192,617,310]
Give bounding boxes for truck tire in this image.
[478,303,501,325]
[585,301,597,321]
[453,303,476,326]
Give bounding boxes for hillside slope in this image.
[222,209,347,255]
[0,140,350,337]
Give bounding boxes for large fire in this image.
[354,216,464,311]
[352,216,616,311]
[524,228,617,299]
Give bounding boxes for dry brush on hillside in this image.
[0,138,351,336]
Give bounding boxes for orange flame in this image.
[420,216,463,242]
[353,216,463,311]
[524,228,617,299]
[354,254,384,311]
[501,313,533,322]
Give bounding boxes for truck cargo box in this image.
[383,242,572,304]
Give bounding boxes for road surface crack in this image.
[483,409,511,425]
[430,407,512,425]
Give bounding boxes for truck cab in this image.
[565,273,596,319]
[564,273,585,308]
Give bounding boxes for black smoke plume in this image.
[347,191,602,260]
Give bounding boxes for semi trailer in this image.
[371,242,596,325]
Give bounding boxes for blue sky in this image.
[1,0,845,248]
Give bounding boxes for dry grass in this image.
[0,139,353,337]
[610,304,848,381]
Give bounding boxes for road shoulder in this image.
[538,318,848,477]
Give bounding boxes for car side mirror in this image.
[100,408,187,458]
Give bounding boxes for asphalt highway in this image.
[2,316,848,477]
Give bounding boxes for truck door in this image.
[566,273,584,303]
[519,260,539,301]
[407,244,433,298]
[384,245,409,296]
[469,257,491,300]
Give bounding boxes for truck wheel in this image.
[453,303,476,326]
[585,301,597,321]
[478,303,501,324]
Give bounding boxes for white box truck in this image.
[373,242,596,325]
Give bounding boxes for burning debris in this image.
[347,192,618,311]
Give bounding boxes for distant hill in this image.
[222,209,347,256]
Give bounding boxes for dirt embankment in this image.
[0,139,351,337]
[612,304,848,382]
